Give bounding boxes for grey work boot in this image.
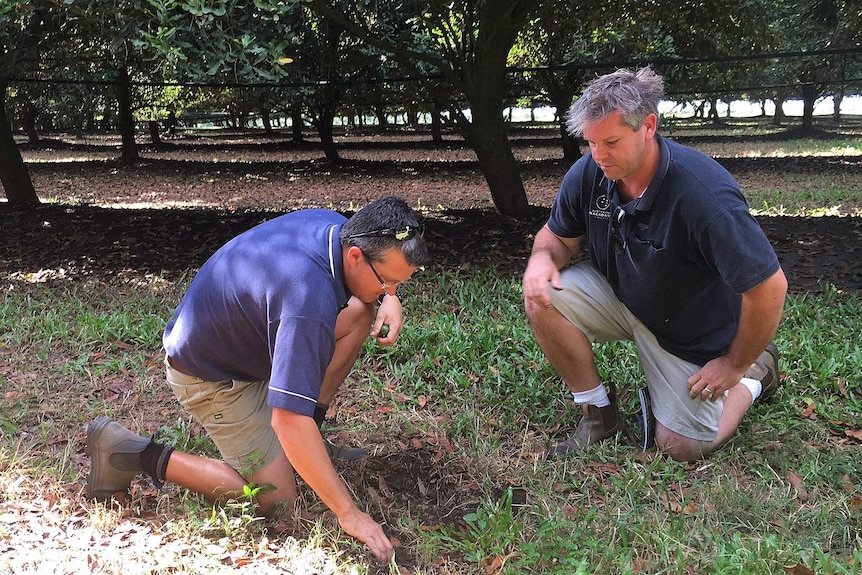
[551,383,625,457]
[86,416,150,501]
[318,413,368,462]
[324,439,368,462]
[748,342,781,404]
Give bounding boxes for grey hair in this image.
[565,67,665,136]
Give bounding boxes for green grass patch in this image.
[369,272,862,573]
[1,267,860,573]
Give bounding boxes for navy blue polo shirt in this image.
[548,134,780,365]
[163,209,351,416]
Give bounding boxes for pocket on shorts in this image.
[208,379,265,428]
[202,380,273,472]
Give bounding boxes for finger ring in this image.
[704,388,712,394]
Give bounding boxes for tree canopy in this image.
[2,0,860,212]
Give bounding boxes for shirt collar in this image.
[328,224,352,308]
[635,133,671,212]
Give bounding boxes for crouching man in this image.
[86,196,430,564]
[523,68,787,461]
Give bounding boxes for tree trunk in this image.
[833,90,843,121]
[116,67,139,163]
[468,133,529,217]
[559,122,580,162]
[313,98,340,160]
[290,100,304,142]
[406,103,419,128]
[148,120,161,146]
[303,0,538,216]
[460,98,529,218]
[261,108,273,134]
[24,103,40,144]
[164,110,177,136]
[546,85,578,161]
[708,98,720,123]
[374,103,388,132]
[773,97,785,126]
[800,84,816,131]
[317,119,338,160]
[450,1,536,218]
[430,100,443,143]
[0,80,39,206]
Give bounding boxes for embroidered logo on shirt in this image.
[590,193,612,219]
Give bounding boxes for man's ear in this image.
[644,113,658,137]
[345,245,363,265]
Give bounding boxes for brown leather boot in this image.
[748,342,781,404]
[551,383,624,457]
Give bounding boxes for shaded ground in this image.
[2,127,861,572]
[2,177,861,292]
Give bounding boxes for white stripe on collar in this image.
[328,225,337,278]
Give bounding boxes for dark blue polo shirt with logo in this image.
[163,209,351,416]
[548,134,780,365]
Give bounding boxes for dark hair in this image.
[566,67,665,136]
[340,196,431,267]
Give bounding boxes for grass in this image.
[1,266,860,574]
[386,273,862,574]
[1,124,860,573]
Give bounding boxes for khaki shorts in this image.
[165,357,282,475]
[548,261,722,441]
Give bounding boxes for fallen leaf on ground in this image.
[784,562,815,575]
[787,471,810,502]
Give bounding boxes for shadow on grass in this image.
[1,202,860,293]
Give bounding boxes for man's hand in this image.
[523,226,580,313]
[523,253,562,311]
[275,411,394,563]
[338,507,395,564]
[688,269,787,402]
[687,355,747,402]
[372,293,403,345]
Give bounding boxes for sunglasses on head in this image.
[345,225,422,241]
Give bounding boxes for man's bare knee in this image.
[655,427,711,462]
[525,299,565,332]
[339,296,375,328]
[250,454,297,515]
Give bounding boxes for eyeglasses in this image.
[363,252,394,290]
[611,204,627,253]
[346,225,422,241]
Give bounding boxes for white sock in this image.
[740,377,762,402]
[572,384,610,407]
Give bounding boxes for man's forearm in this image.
[727,268,788,369]
[274,409,357,516]
[529,225,580,270]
